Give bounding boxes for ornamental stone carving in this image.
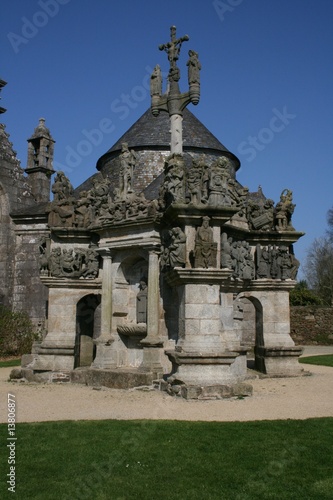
[160,227,186,270]
[119,143,137,197]
[48,171,75,227]
[194,217,217,268]
[255,244,299,280]
[275,189,295,231]
[46,247,99,279]
[136,279,148,324]
[159,153,186,207]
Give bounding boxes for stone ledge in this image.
[40,277,102,288]
[165,349,245,365]
[166,382,253,399]
[255,346,303,357]
[165,268,232,286]
[70,367,155,389]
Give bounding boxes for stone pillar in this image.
[141,250,162,345]
[92,249,117,369]
[99,249,113,342]
[213,226,221,268]
[141,249,163,374]
[170,114,183,155]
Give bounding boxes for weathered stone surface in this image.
[70,368,155,389]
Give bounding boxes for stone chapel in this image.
[1,28,304,398]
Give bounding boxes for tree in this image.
[303,237,333,306]
[289,279,322,306]
[327,207,333,241]
[0,306,37,357]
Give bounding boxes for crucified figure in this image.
[159,25,189,72]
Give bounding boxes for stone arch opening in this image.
[235,293,264,372]
[114,255,148,327]
[74,293,101,368]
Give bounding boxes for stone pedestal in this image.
[165,269,249,397]
[255,346,304,376]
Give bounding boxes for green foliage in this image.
[289,280,323,306]
[0,418,332,499]
[300,355,333,367]
[0,305,37,357]
[304,237,333,306]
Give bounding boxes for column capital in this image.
[97,248,113,259]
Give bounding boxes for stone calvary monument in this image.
[11,27,304,397]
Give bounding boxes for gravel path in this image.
[1,354,333,423]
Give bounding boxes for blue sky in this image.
[1,0,333,276]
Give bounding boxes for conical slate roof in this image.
[96,107,240,171]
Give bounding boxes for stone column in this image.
[141,250,162,345]
[99,249,113,342]
[170,114,183,155]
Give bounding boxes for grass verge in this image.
[299,355,333,367]
[0,358,21,368]
[0,418,332,499]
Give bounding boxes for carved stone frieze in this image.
[45,246,99,279]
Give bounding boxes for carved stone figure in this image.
[168,227,186,268]
[119,143,137,197]
[227,239,255,279]
[159,25,189,76]
[240,252,255,280]
[187,50,201,85]
[47,247,99,279]
[254,244,299,281]
[194,217,217,268]
[221,233,233,269]
[150,65,162,96]
[275,189,295,231]
[247,197,274,231]
[187,160,203,205]
[207,159,232,206]
[48,172,75,227]
[39,240,49,275]
[270,245,280,279]
[82,249,99,279]
[61,248,75,276]
[48,248,62,277]
[51,171,74,203]
[256,245,271,279]
[162,153,185,205]
[74,191,93,228]
[136,279,148,324]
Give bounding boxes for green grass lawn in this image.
[300,354,333,367]
[0,418,332,500]
[0,358,21,368]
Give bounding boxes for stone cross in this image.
[151,26,201,155]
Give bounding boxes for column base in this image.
[255,346,304,376]
[165,349,251,398]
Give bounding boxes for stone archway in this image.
[235,293,264,372]
[235,289,302,376]
[74,294,101,368]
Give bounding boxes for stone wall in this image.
[290,306,333,345]
[0,124,36,308]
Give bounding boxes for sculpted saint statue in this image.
[187,50,201,85]
[150,65,162,96]
[119,143,137,197]
[194,217,217,268]
[136,279,148,324]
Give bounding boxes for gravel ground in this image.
[1,347,333,423]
